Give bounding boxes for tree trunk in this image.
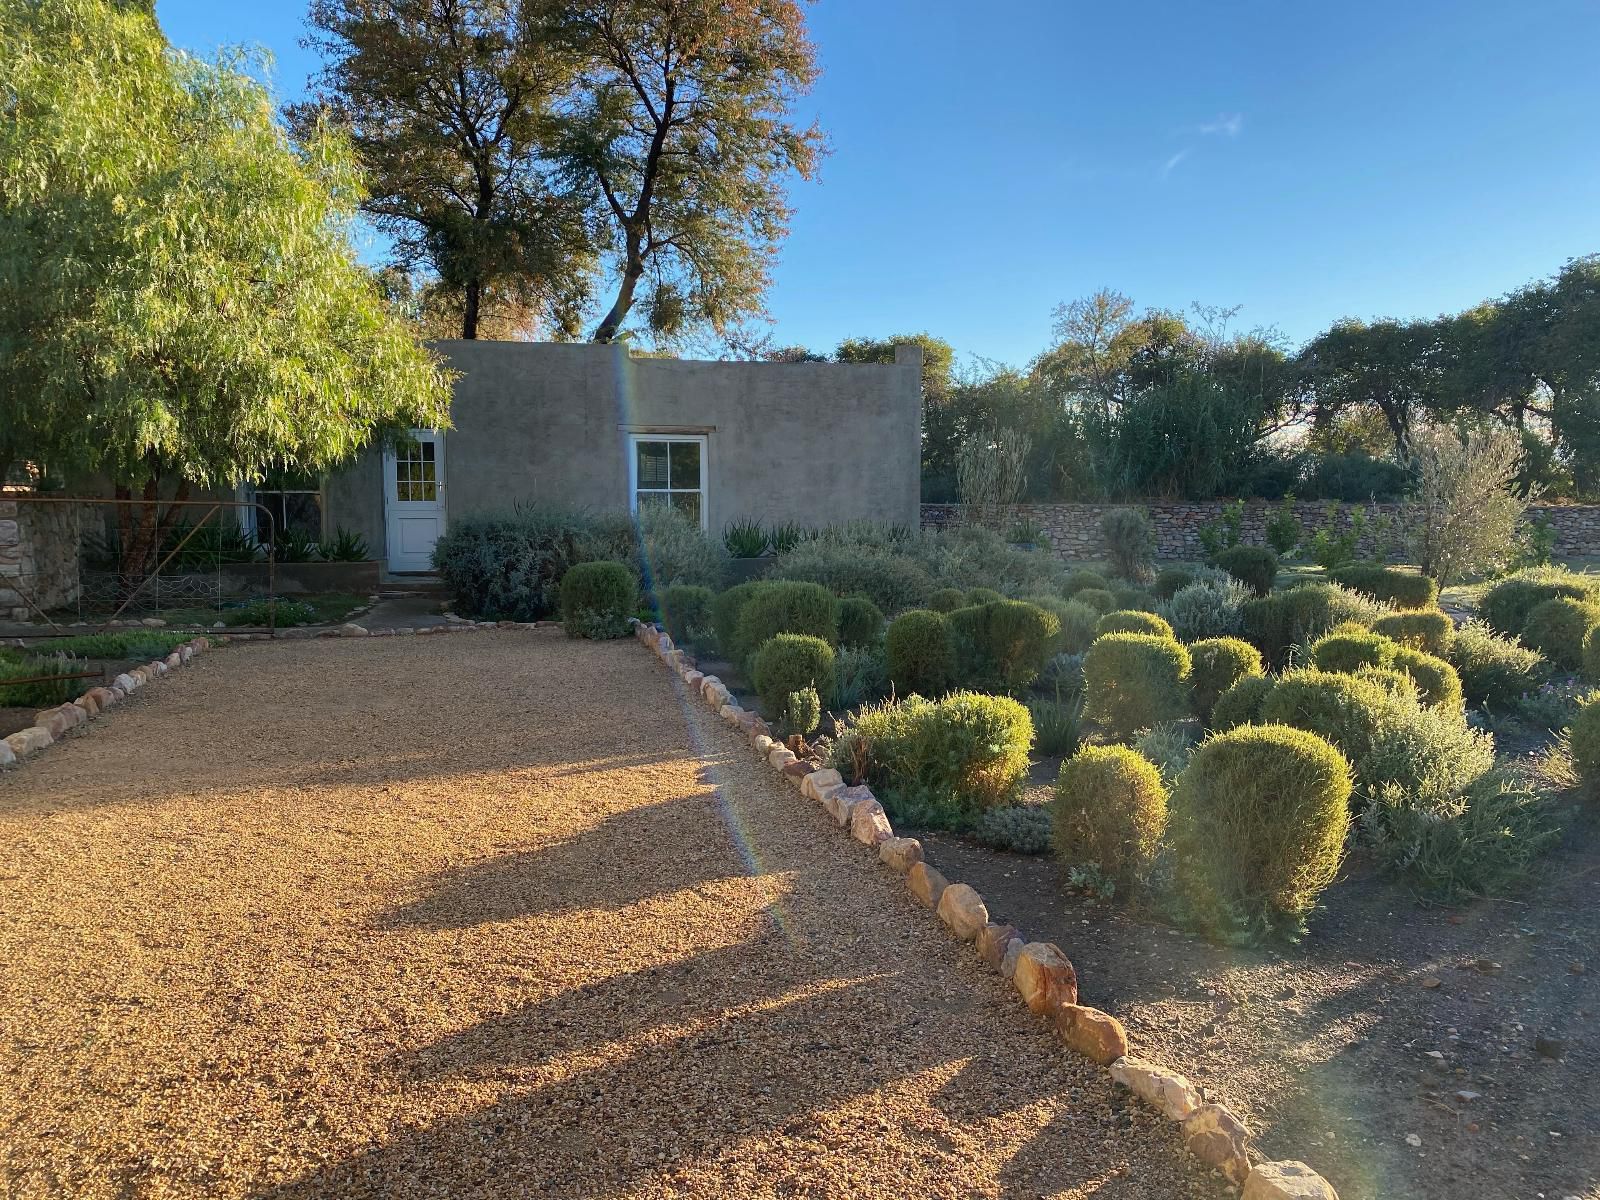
[592,233,644,344]
[461,278,481,339]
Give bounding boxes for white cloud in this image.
[1160,148,1192,180]
[1199,113,1244,137]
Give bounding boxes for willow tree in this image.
[0,0,452,573]
[548,0,826,344]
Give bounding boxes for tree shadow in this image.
[377,790,751,930]
[254,927,1217,1200]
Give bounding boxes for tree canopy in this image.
[291,0,597,341]
[0,0,452,559]
[294,0,824,346]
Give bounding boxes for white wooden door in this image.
[383,430,446,572]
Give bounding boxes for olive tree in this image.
[1406,425,1529,585]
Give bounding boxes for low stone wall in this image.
[0,499,82,620]
[922,500,1600,562]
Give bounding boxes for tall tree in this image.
[0,0,452,573]
[291,0,597,340]
[548,0,825,344]
[1298,318,1445,457]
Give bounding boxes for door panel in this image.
[383,431,446,572]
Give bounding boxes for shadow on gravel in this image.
[254,924,1199,1200]
[377,792,750,928]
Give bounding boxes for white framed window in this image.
[629,434,707,529]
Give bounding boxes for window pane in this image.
[636,491,673,516]
[420,481,437,501]
[636,441,669,488]
[668,492,701,524]
[668,441,700,487]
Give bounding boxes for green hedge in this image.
[1214,545,1278,596]
[837,596,885,648]
[1520,597,1600,671]
[1094,609,1175,640]
[1170,723,1352,941]
[841,691,1033,825]
[1450,620,1547,707]
[884,609,954,697]
[947,600,1059,692]
[1569,696,1600,781]
[1188,637,1264,718]
[1372,610,1455,657]
[559,561,636,639]
[1328,562,1439,610]
[733,580,839,664]
[753,634,836,717]
[1479,568,1600,638]
[1210,673,1275,731]
[1083,633,1192,738]
[1241,582,1387,664]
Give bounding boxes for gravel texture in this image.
[0,631,1226,1199]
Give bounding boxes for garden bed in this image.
[910,825,1598,1200]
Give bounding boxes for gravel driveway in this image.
[0,631,1223,1199]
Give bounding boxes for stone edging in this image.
[0,637,213,769]
[631,619,1340,1200]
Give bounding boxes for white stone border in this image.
[632,619,1340,1200]
[0,637,213,768]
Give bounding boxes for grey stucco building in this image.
[324,340,924,572]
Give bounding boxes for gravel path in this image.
[0,632,1224,1199]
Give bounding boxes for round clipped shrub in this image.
[1521,596,1600,671]
[1352,666,1420,697]
[1051,744,1169,891]
[1169,724,1352,940]
[927,587,967,613]
[1112,583,1157,612]
[1188,637,1264,717]
[1074,587,1118,615]
[1210,673,1274,731]
[1214,545,1279,597]
[1372,610,1455,657]
[1450,619,1549,706]
[558,560,637,639]
[658,584,713,645]
[1063,567,1110,597]
[734,580,839,664]
[1241,581,1389,664]
[753,633,836,717]
[885,609,954,697]
[1154,566,1195,600]
[1586,625,1600,683]
[711,581,763,658]
[1308,627,1397,674]
[1329,562,1439,610]
[1568,695,1600,781]
[1053,599,1100,654]
[1095,609,1175,640]
[967,587,1005,606]
[847,690,1034,822]
[837,596,885,648]
[947,600,1060,692]
[1259,668,1391,768]
[1479,570,1598,637]
[1083,633,1192,738]
[1390,646,1463,709]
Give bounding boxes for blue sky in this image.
[156,0,1600,367]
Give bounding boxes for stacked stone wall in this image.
[920,500,1600,562]
[0,499,82,620]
